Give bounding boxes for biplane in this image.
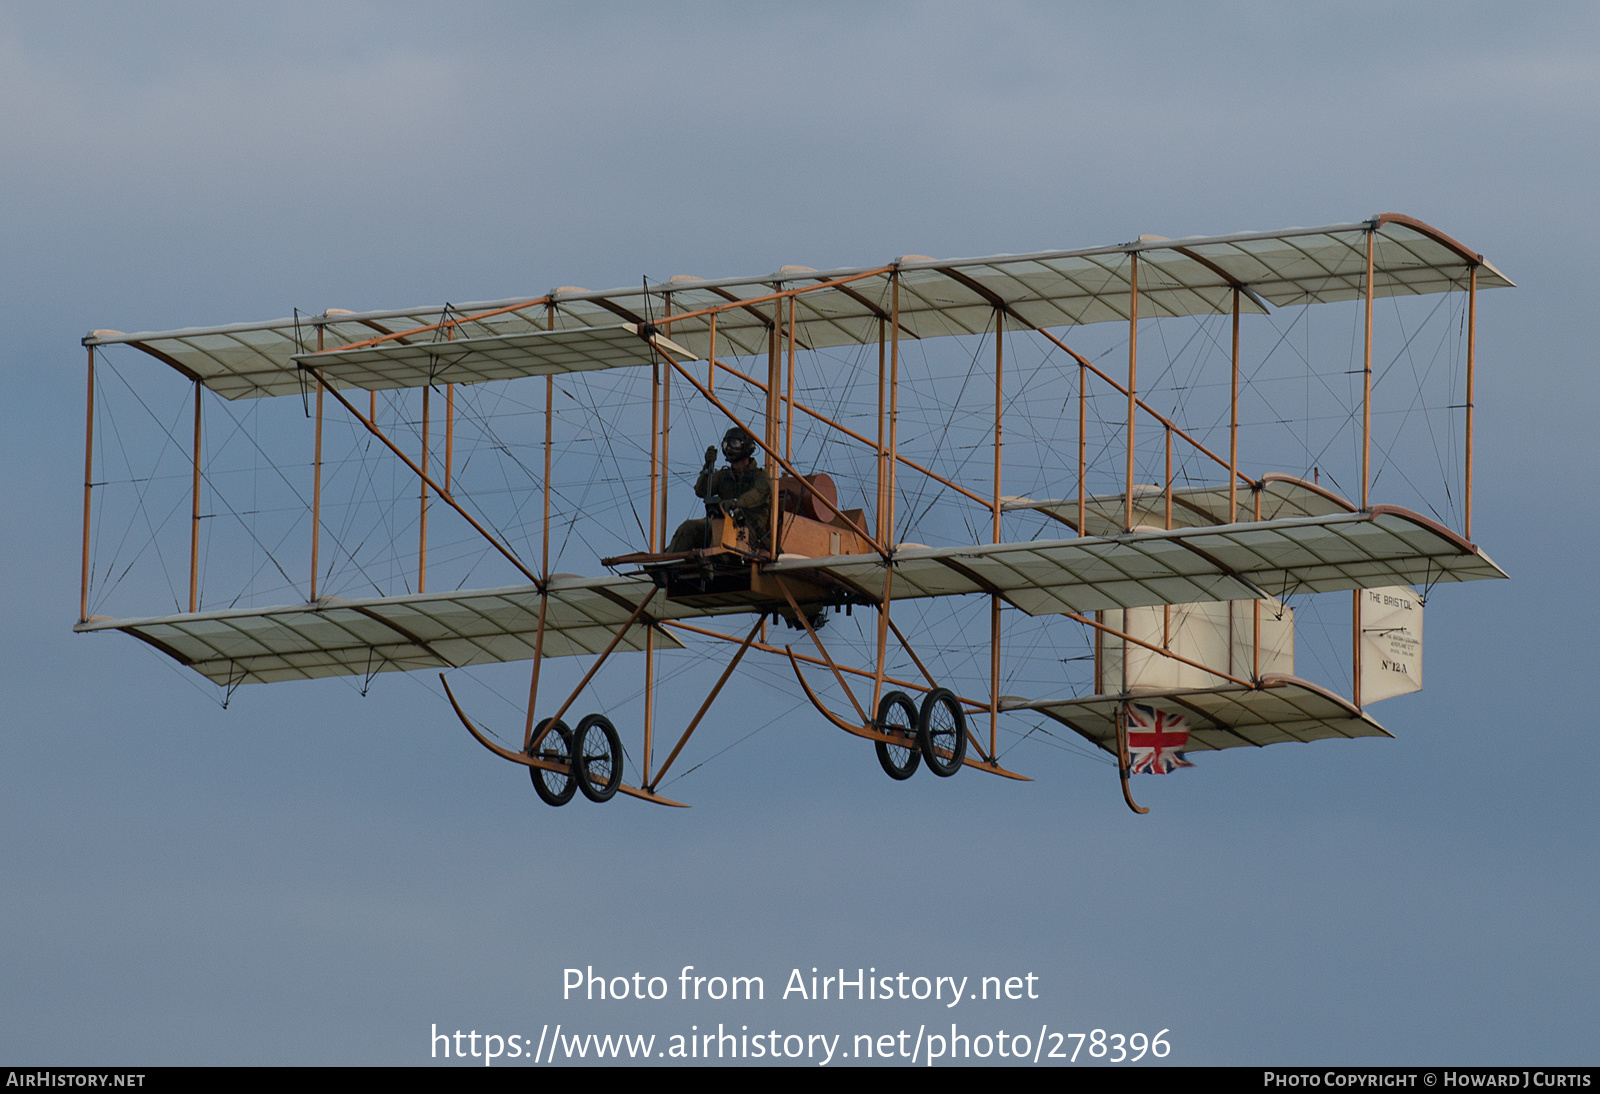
[74,214,1509,812]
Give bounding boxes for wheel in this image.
[874,691,921,780]
[574,713,624,803]
[917,688,967,777]
[527,718,576,806]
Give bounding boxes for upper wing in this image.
[292,324,697,394]
[87,216,1511,400]
[772,506,1505,616]
[1002,472,1357,536]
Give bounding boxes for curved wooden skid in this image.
[615,783,691,809]
[962,750,1029,781]
[442,675,565,772]
[1119,773,1150,815]
[439,675,689,808]
[1113,705,1151,815]
[784,651,1031,782]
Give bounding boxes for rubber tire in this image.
[574,713,624,803]
[917,688,967,777]
[527,718,576,806]
[874,691,921,780]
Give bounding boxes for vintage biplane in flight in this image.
[75,215,1509,812]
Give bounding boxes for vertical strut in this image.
[646,291,662,782]
[418,385,429,594]
[445,383,454,495]
[1230,287,1240,523]
[190,380,201,613]
[643,629,656,785]
[80,346,95,623]
[649,361,660,554]
[767,297,780,553]
[888,270,900,548]
[659,292,673,550]
[1164,424,1172,528]
[1163,424,1172,649]
[1355,227,1375,704]
[990,306,1003,761]
[1254,487,1262,682]
[1351,589,1362,707]
[522,595,549,754]
[786,294,796,465]
[876,317,886,544]
[1093,610,1103,694]
[992,308,1004,542]
[1361,227,1374,510]
[1078,357,1087,536]
[1465,264,1477,540]
[311,383,323,600]
[1126,251,1139,533]
[543,304,554,575]
[872,568,893,719]
[522,304,557,749]
[873,313,891,721]
[311,323,324,601]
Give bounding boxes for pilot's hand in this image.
[703,446,717,471]
[706,494,722,510]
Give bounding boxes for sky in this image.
[2,1,1597,1066]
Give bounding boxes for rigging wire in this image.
[89,268,1470,761]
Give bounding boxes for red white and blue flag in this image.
[1125,703,1195,774]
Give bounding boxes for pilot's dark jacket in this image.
[668,461,772,552]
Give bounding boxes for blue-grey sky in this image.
[3,1,1596,1065]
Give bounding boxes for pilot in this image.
[667,426,772,553]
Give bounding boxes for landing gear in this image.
[874,691,921,780]
[527,717,576,806]
[574,713,624,803]
[871,688,967,780]
[918,688,967,777]
[524,712,623,806]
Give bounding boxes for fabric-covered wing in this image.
[773,506,1505,616]
[1179,506,1505,595]
[1003,473,1357,536]
[784,534,1263,613]
[292,324,696,393]
[1002,675,1391,753]
[73,575,729,686]
[87,216,1510,400]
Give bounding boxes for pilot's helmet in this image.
[721,427,757,462]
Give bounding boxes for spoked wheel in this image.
[527,718,576,807]
[917,688,967,777]
[574,713,624,803]
[874,691,921,780]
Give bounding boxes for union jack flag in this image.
[1124,703,1195,774]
